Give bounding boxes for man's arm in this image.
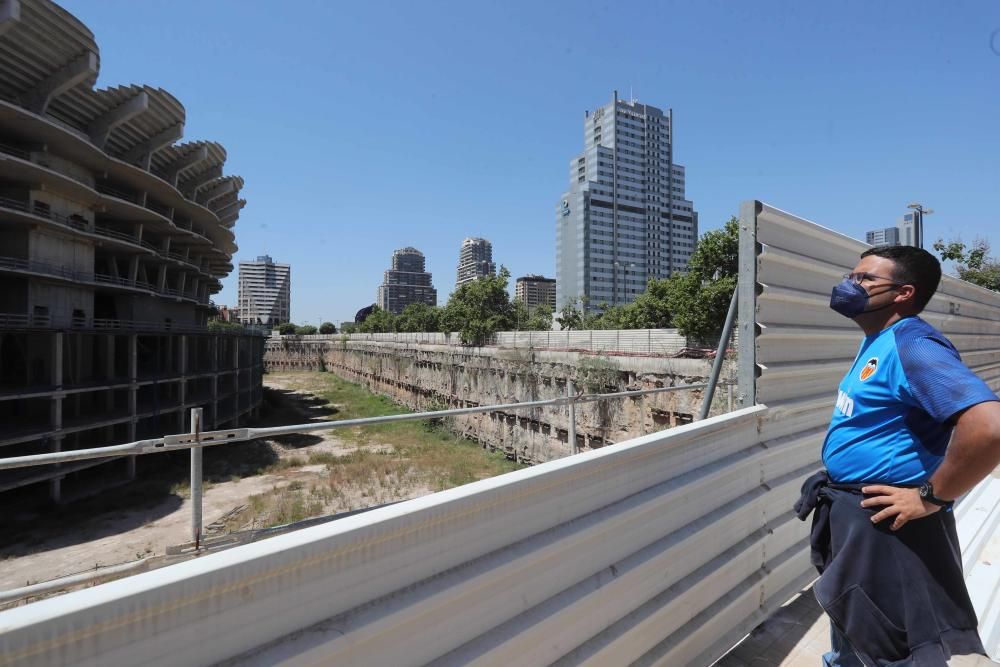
[930,400,1000,499]
[862,400,1000,530]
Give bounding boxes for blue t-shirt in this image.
[823,316,997,484]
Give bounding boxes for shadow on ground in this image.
[714,589,827,666]
[0,385,334,555]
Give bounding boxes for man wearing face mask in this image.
[793,245,1000,666]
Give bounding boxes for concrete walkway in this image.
[715,588,998,666]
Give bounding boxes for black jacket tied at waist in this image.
[795,470,986,666]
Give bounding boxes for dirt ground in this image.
[0,374,437,597]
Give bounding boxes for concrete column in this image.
[157,265,167,291]
[178,335,188,432]
[165,335,174,374]
[105,334,115,411]
[127,333,138,479]
[49,332,64,502]
[129,256,140,283]
[135,223,144,244]
[211,336,219,427]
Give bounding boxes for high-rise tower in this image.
[238,256,291,326]
[456,237,496,288]
[377,247,437,313]
[557,92,698,311]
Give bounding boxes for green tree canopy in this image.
[208,320,244,333]
[442,267,516,345]
[558,300,583,330]
[933,237,1000,293]
[357,306,399,333]
[397,303,443,333]
[627,278,672,328]
[319,321,337,334]
[665,216,739,342]
[276,322,297,335]
[525,303,554,331]
[296,324,318,335]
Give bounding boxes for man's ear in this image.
[896,284,917,305]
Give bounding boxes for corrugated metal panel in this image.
[743,200,1000,660]
[1,406,824,667]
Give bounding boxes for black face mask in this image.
[829,279,899,318]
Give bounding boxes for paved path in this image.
[716,588,997,666]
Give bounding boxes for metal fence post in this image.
[190,407,203,548]
[698,289,739,421]
[567,380,577,455]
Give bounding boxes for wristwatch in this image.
[918,481,953,508]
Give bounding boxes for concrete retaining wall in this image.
[267,337,733,464]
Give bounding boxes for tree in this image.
[296,324,318,335]
[277,322,297,336]
[666,216,739,343]
[592,303,634,330]
[208,320,244,333]
[397,303,442,332]
[558,299,583,330]
[665,273,736,343]
[319,321,337,334]
[525,303,554,331]
[628,278,672,328]
[442,267,516,345]
[933,237,1000,292]
[357,306,398,333]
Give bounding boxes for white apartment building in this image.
[238,255,290,326]
[456,237,496,288]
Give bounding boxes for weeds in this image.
[219,372,526,531]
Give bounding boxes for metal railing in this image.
[0,196,88,231]
[0,140,30,159]
[0,312,266,335]
[0,382,729,548]
[0,253,211,305]
[94,183,138,204]
[0,199,210,278]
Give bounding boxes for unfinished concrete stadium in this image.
[0,0,264,502]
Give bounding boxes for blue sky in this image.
[62,0,1000,325]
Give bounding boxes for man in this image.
[796,245,1000,666]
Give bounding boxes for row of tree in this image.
[276,321,338,336]
[338,217,741,344]
[340,268,554,345]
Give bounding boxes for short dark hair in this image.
[860,245,941,312]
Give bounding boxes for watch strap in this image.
[919,482,952,508]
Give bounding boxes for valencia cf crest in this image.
[859,357,878,382]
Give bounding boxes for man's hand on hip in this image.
[860,485,940,531]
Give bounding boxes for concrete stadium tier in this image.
[0,0,261,500]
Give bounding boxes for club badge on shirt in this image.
[859,357,878,382]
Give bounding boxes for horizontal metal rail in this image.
[0,383,712,472]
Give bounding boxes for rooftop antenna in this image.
[630,85,634,103]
